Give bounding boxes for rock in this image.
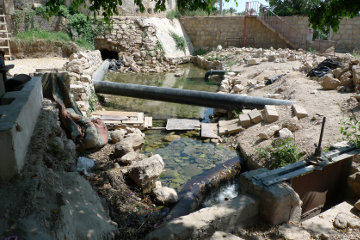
[248,109,262,124]
[152,187,178,205]
[279,128,293,139]
[114,141,133,157]
[333,212,360,229]
[52,137,64,151]
[155,181,162,188]
[258,125,280,140]
[247,58,259,66]
[32,3,43,9]
[64,139,76,159]
[353,65,360,85]
[80,75,92,83]
[216,45,223,51]
[106,168,124,190]
[339,71,353,87]
[210,231,244,240]
[332,68,342,79]
[130,63,140,73]
[282,119,300,132]
[292,104,308,119]
[278,224,310,240]
[320,74,340,90]
[347,172,360,197]
[110,129,127,143]
[239,113,251,127]
[175,72,183,77]
[163,135,181,142]
[264,105,279,123]
[124,133,145,150]
[354,199,360,211]
[119,151,140,165]
[233,84,244,93]
[127,154,164,193]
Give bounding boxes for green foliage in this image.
[353,49,360,59]
[309,0,360,33]
[76,38,95,50]
[340,113,360,148]
[14,29,71,42]
[169,31,187,53]
[154,41,165,56]
[257,138,302,169]
[13,10,23,33]
[34,6,49,18]
[45,0,238,22]
[57,5,70,18]
[166,9,182,19]
[193,48,207,56]
[269,0,321,16]
[313,26,330,40]
[87,89,98,116]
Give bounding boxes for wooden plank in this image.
[253,160,308,181]
[201,123,219,139]
[262,165,316,186]
[92,110,139,117]
[166,118,200,131]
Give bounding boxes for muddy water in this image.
[104,64,241,191]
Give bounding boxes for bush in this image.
[257,138,302,169]
[193,48,207,56]
[169,31,187,53]
[340,113,360,148]
[166,9,182,19]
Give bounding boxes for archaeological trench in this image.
[1,3,360,240]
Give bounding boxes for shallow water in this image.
[104,64,240,191]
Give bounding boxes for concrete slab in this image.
[146,194,259,240]
[166,118,200,131]
[0,77,43,180]
[201,123,219,139]
[302,201,355,236]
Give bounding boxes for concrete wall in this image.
[180,16,291,49]
[180,16,360,52]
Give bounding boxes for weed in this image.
[155,41,165,56]
[340,112,360,148]
[353,49,360,59]
[15,29,71,42]
[76,38,95,50]
[257,138,302,169]
[166,9,182,20]
[169,31,187,53]
[86,89,98,116]
[193,48,207,56]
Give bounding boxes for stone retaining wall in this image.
[180,16,360,52]
[64,50,103,113]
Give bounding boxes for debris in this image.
[76,157,95,176]
[239,113,251,127]
[265,74,286,85]
[248,109,262,124]
[264,105,279,122]
[307,58,341,77]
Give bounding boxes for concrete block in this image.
[239,114,251,127]
[146,195,259,240]
[218,119,243,135]
[239,169,302,225]
[264,105,279,123]
[0,77,43,180]
[292,104,308,119]
[248,109,262,124]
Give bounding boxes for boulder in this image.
[210,231,244,240]
[279,128,293,139]
[333,212,360,229]
[110,129,127,143]
[332,68,342,79]
[353,65,360,85]
[320,74,340,90]
[233,84,244,93]
[247,58,259,66]
[127,154,164,193]
[152,187,178,205]
[278,224,310,240]
[119,152,142,165]
[124,133,145,150]
[347,172,360,197]
[339,71,353,87]
[114,141,133,157]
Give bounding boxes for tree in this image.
[46,0,237,22]
[308,0,360,32]
[268,0,360,33]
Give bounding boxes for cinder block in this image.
[239,114,251,127]
[292,104,308,119]
[248,109,262,124]
[264,105,279,123]
[0,77,43,180]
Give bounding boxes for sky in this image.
[221,0,269,12]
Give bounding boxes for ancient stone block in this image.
[292,104,308,119]
[248,109,262,124]
[264,105,279,122]
[239,114,251,127]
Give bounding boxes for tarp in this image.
[42,72,108,151]
[307,58,341,78]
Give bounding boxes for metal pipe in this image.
[315,117,326,157]
[204,70,241,81]
[93,81,294,110]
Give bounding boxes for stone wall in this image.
[8,15,67,33]
[180,16,291,49]
[180,16,360,52]
[95,17,190,73]
[64,50,103,113]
